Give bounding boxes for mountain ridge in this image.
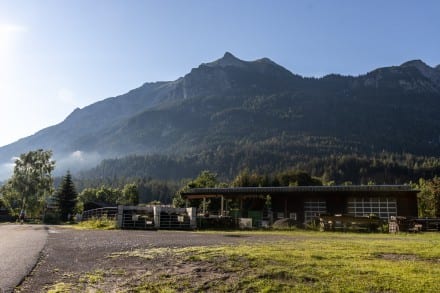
[0,53,439,180]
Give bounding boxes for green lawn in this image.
[48,231,440,292]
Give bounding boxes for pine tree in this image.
[57,171,78,221]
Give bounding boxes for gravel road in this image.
[17,227,300,292]
[0,224,47,293]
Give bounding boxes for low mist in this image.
[0,160,15,182]
[0,150,103,182]
[53,150,103,177]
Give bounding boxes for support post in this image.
[117,205,124,228]
[153,206,161,229]
[225,198,228,216]
[221,195,224,217]
[186,207,197,229]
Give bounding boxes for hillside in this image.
[1,53,440,182]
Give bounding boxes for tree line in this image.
[76,150,440,186]
[2,149,440,221]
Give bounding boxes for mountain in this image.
[1,53,440,181]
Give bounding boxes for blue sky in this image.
[0,0,439,147]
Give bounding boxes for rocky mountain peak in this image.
[400,59,440,84]
[203,52,247,68]
[255,57,277,65]
[223,51,236,58]
[400,59,430,68]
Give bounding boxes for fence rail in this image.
[121,212,155,229]
[81,207,118,221]
[159,212,191,230]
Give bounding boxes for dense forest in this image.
[75,151,440,184]
[68,151,440,206]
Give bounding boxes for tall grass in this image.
[76,217,116,230]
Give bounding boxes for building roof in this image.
[181,185,417,197]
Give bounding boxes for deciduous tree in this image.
[417,177,440,217]
[173,170,218,208]
[121,183,139,205]
[3,149,55,217]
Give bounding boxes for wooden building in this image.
[181,185,418,226]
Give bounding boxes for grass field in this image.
[48,231,440,293]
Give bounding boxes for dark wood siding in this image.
[265,191,418,220]
[182,186,419,220]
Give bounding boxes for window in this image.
[304,200,326,223]
[347,197,396,219]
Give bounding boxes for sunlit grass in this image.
[124,232,440,292]
[79,269,105,284]
[74,217,116,230]
[45,282,72,293]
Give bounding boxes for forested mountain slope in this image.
[1,53,439,182]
